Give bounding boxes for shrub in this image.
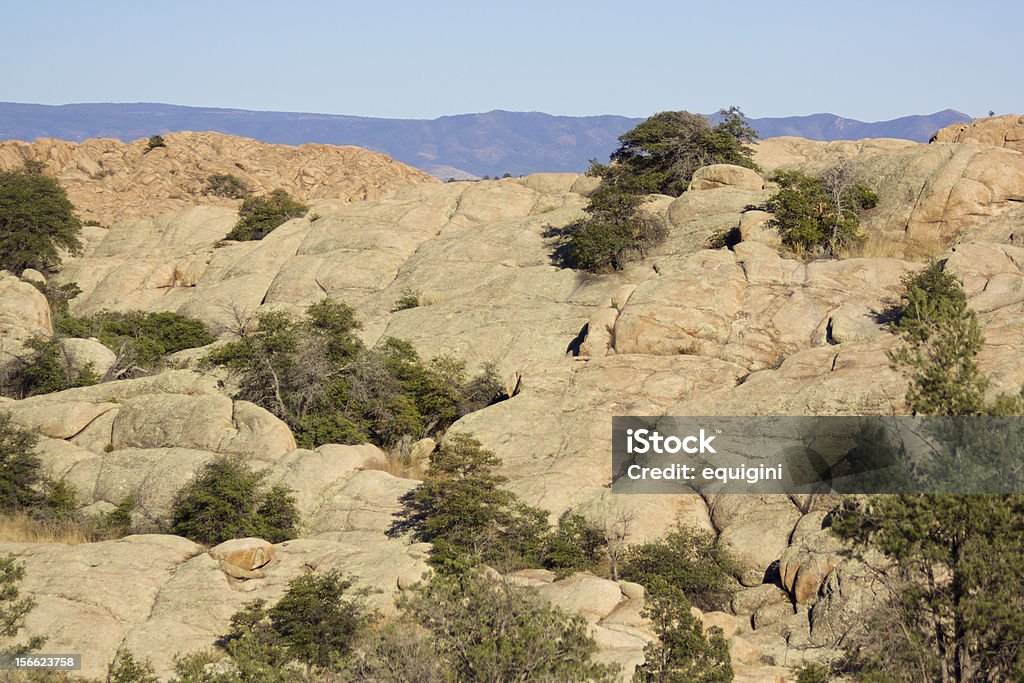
[0,413,44,513]
[764,164,877,258]
[170,457,300,545]
[204,173,250,199]
[108,651,158,683]
[543,512,607,576]
[388,433,549,572]
[225,189,308,241]
[145,135,166,151]
[56,310,215,372]
[175,570,368,680]
[207,299,506,449]
[887,260,987,415]
[634,580,733,682]
[399,571,619,682]
[620,522,737,611]
[392,288,420,311]
[0,162,82,273]
[1,554,45,654]
[3,336,99,398]
[548,108,754,273]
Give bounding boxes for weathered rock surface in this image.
[932,114,1024,153]
[0,132,437,224]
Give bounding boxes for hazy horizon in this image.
[3,0,1020,121]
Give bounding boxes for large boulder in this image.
[689,164,765,191]
[58,337,117,377]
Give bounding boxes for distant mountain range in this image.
[0,102,971,178]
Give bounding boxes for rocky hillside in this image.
[931,112,1024,153]
[0,131,437,224]
[2,129,1024,680]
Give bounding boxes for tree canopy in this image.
[0,163,82,273]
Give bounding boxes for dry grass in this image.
[362,437,429,479]
[856,232,948,261]
[0,513,95,545]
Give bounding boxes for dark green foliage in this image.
[204,173,250,199]
[3,336,99,399]
[207,299,505,449]
[107,651,158,683]
[31,281,81,322]
[392,288,420,311]
[887,261,988,415]
[549,186,669,272]
[549,108,755,272]
[388,433,549,572]
[175,571,367,680]
[400,571,619,682]
[543,512,607,576]
[633,581,733,682]
[831,495,1024,682]
[145,135,166,151]
[267,571,366,669]
[170,457,300,545]
[621,523,737,611]
[0,413,43,513]
[604,107,757,197]
[0,555,36,641]
[0,163,82,273]
[764,166,877,258]
[225,189,308,241]
[56,310,215,372]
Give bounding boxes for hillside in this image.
[0,101,972,178]
[2,128,1024,680]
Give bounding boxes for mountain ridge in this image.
[0,101,971,178]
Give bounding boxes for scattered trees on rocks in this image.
[549,108,756,272]
[206,299,506,449]
[225,189,308,241]
[764,160,878,258]
[170,457,300,545]
[203,173,250,199]
[0,162,82,274]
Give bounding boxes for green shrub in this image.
[56,310,214,371]
[145,135,166,151]
[621,522,737,611]
[392,288,420,311]
[204,173,250,199]
[0,162,82,273]
[108,651,158,683]
[388,433,549,572]
[207,299,506,449]
[175,570,368,680]
[634,580,733,682]
[543,512,607,576]
[170,457,300,545]
[793,662,832,683]
[548,108,755,272]
[225,189,308,241]
[399,571,619,682]
[3,336,99,399]
[764,165,877,258]
[1,554,45,654]
[0,413,44,513]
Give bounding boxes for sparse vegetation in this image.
[108,651,158,683]
[0,162,82,274]
[1,336,99,398]
[145,135,166,151]
[548,108,756,272]
[392,288,421,311]
[634,581,733,682]
[203,173,250,199]
[1,553,46,655]
[225,189,308,241]
[764,161,878,258]
[206,299,507,449]
[169,457,300,545]
[620,522,737,611]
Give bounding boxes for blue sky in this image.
[3,0,1020,121]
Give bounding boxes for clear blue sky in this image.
[3,0,1020,121]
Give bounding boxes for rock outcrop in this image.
[0,132,437,224]
[931,114,1024,153]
